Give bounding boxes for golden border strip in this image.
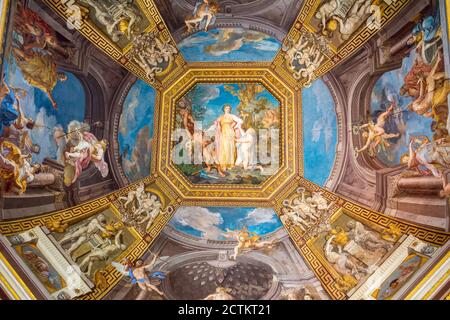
[0,252,36,300]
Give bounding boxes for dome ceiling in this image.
[0,0,449,302]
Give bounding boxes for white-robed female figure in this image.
[235,125,263,173]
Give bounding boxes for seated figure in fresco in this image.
[403,14,449,138]
[346,220,392,252]
[54,121,109,187]
[119,254,166,299]
[280,207,309,233]
[0,81,20,137]
[58,214,118,258]
[354,103,400,158]
[323,234,367,283]
[208,105,243,177]
[134,194,163,231]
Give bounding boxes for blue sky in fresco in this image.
[4,55,85,163]
[118,80,155,181]
[179,28,281,62]
[188,83,279,128]
[371,51,433,166]
[302,79,338,187]
[169,206,283,240]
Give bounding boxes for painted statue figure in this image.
[315,0,372,41]
[54,121,109,186]
[79,229,127,276]
[223,227,275,260]
[12,47,68,110]
[185,0,219,33]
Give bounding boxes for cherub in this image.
[401,136,450,178]
[223,227,275,260]
[12,46,67,110]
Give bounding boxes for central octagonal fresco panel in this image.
[157,68,299,202]
[173,83,281,185]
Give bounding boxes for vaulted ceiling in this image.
[0,0,449,301]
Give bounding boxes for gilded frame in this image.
[156,65,300,204]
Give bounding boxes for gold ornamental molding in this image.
[272,0,412,88]
[155,65,301,204]
[42,0,186,89]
